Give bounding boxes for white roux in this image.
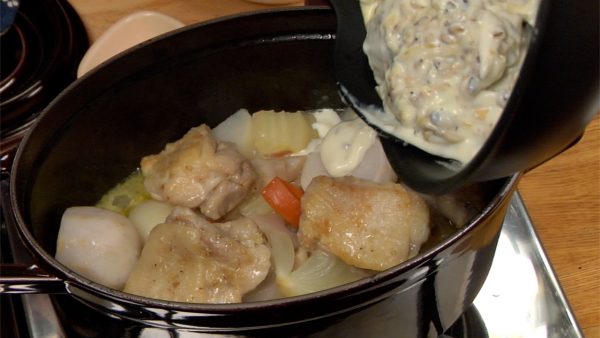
[320,119,377,176]
[311,108,342,138]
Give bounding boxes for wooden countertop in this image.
[519,114,599,337]
[67,1,599,336]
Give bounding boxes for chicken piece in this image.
[298,176,430,271]
[141,125,256,220]
[123,207,271,303]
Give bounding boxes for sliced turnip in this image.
[212,108,254,158]
[55,206,141,290]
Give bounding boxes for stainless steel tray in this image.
[10,193,583,337]
[473,193,583,338]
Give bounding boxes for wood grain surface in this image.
[519,114,599,337]
[67,1,600,336]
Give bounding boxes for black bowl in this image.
[331,0,599,194]
[5,8,518,336]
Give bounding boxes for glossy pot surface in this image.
[5,8,518,336]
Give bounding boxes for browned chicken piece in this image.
[298,176,430,271]
[141,125,256,220]
[124,207,271,303]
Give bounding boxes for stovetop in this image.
[1,194,583,338]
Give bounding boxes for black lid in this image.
[0,0,89,174]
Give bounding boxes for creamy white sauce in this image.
[360,0,539,164]
[320,118,377,176]
[311,108,342,138]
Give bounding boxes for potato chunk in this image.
[252,110,317,155]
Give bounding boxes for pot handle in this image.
[1,178,67,294]
[0,264,66,294]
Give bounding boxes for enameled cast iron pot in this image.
[2,8,520,336]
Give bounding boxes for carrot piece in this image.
[261,176,304,227]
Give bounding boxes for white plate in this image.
[77,11,184,78]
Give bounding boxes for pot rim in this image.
[7,6,521,312]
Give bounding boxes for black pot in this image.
[1,8,520,336]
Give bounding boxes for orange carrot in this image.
[261,176,304,227]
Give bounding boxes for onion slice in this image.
[250,214,295,277]
[277,250,367,297]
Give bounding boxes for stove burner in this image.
[0,0,88,175]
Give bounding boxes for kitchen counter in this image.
[67,1,600,336]
[519,115,599,337]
